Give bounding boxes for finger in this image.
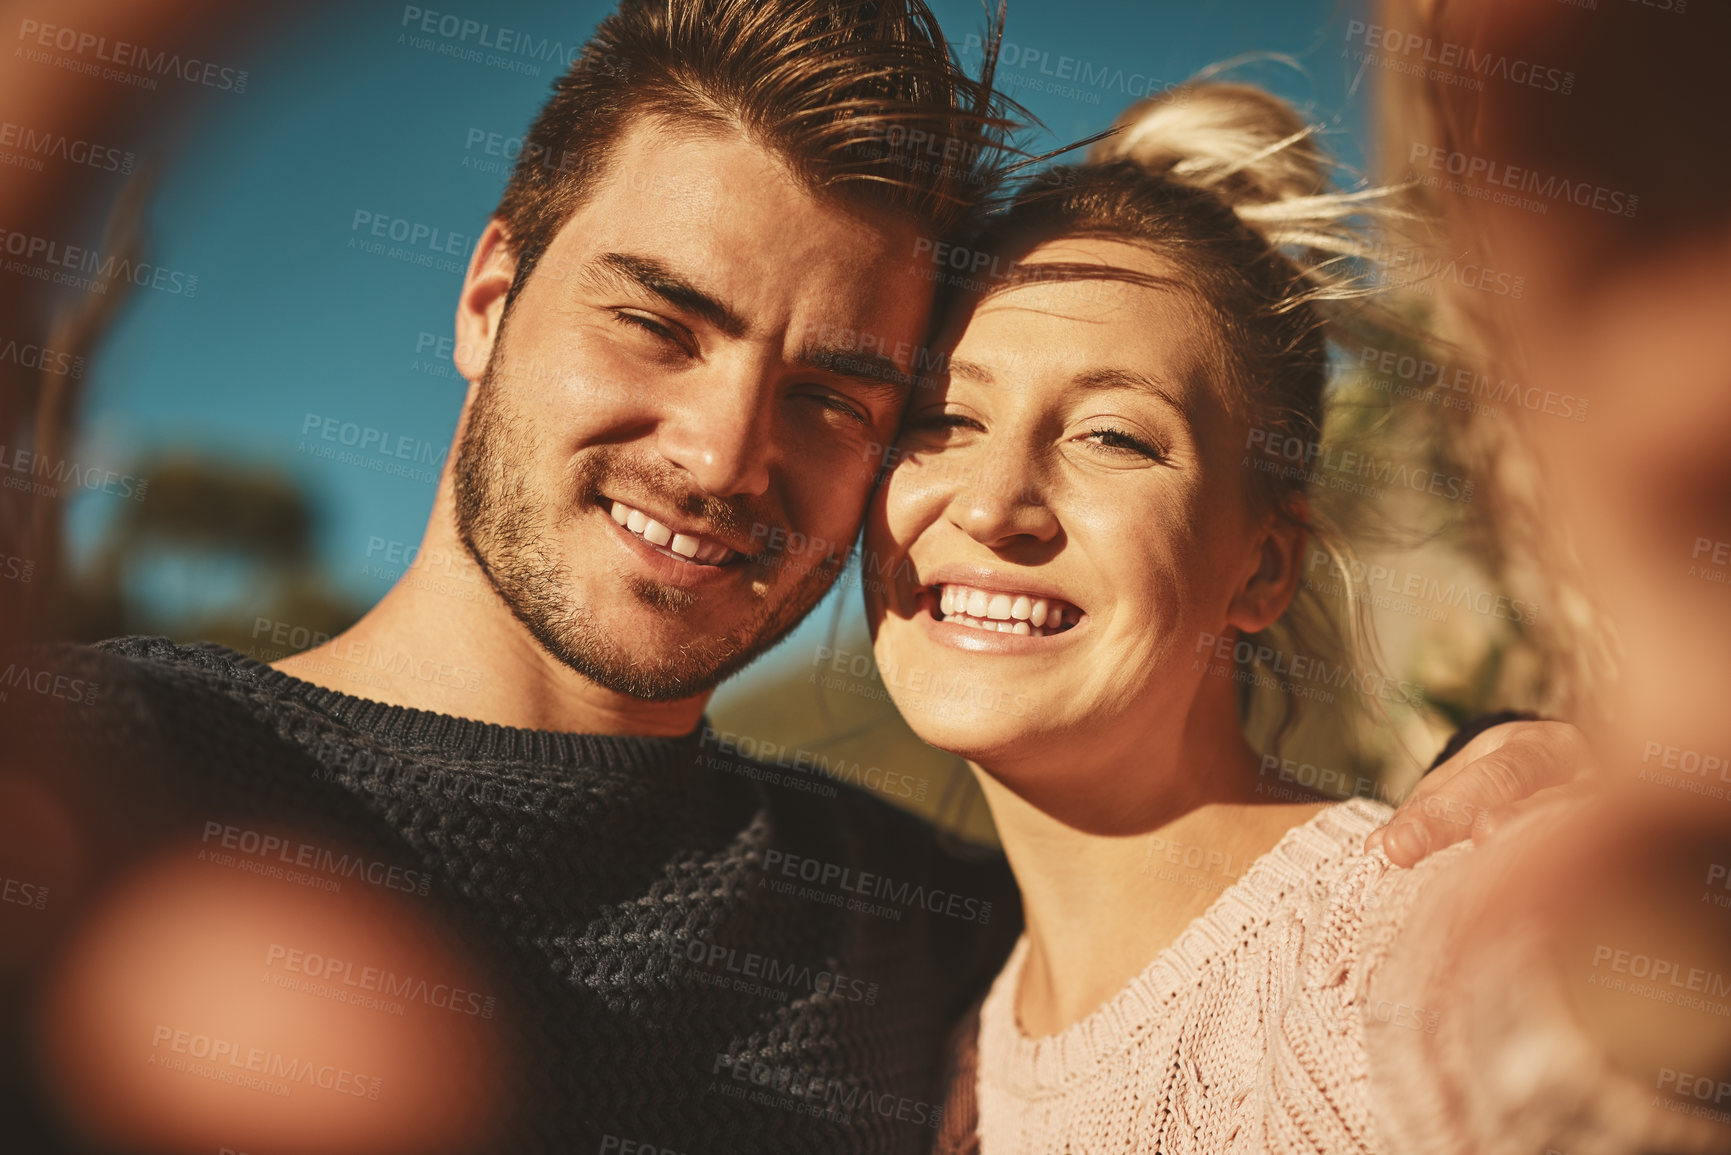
[1376,746,1541,867]
[1364,743,1498,860]
[1363,750,1480,858]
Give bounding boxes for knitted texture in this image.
[960,801,1399,1155]
[945,799,1725,1155]
[0,638,1020,1153]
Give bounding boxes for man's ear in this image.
[453,219,519,386]
[1224,510,1308,635]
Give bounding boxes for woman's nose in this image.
[948,453,1060,550]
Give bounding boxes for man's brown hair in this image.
[493,0,1019,298]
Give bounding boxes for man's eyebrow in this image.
[795,342,913,399]
[592,252,748,338]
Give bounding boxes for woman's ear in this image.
[1225,512,1307,635]
[452,219,519,387]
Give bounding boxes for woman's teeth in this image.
[935,584,1078,636]
[609,500,738,564]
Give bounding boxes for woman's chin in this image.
[876,612,1079,751]
[879,680,1048,765]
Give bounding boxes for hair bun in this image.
[1088,79,1402,276]
[1088,82,1328,212]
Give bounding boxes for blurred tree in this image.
[58,454,364,655]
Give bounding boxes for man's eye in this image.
[821,396,869,424]
[613,311,693,354]
[794,388,869,425]
[907,413,979,435]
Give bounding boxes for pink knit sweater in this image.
[937,799,1729,1155]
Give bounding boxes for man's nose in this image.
[654,363,775,498]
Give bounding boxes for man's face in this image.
[453,116,933,700]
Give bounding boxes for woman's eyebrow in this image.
[1070,367,1189,418]
[947,358,994,384]
[944,360,1191,421]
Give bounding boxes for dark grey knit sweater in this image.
[0,637,1020,1154]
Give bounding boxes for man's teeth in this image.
[609,501,736,564]
[936,584,1077,635]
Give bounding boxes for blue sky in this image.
[67,0,1370,699]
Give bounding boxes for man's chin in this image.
[522,598,775,703]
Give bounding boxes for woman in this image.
[860,82,1725,1153]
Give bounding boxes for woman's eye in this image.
[1081,426,1165,460]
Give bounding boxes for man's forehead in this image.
[531,128,934,367]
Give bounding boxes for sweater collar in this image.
[120,638,708,775]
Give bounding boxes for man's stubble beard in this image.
[451,332,850,703]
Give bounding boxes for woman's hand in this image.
[1366,720,1598,867]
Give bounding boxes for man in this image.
[1,1,1586,1151]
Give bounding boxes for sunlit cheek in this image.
[883,462,953,555]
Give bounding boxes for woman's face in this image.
[864,237,1297,785]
